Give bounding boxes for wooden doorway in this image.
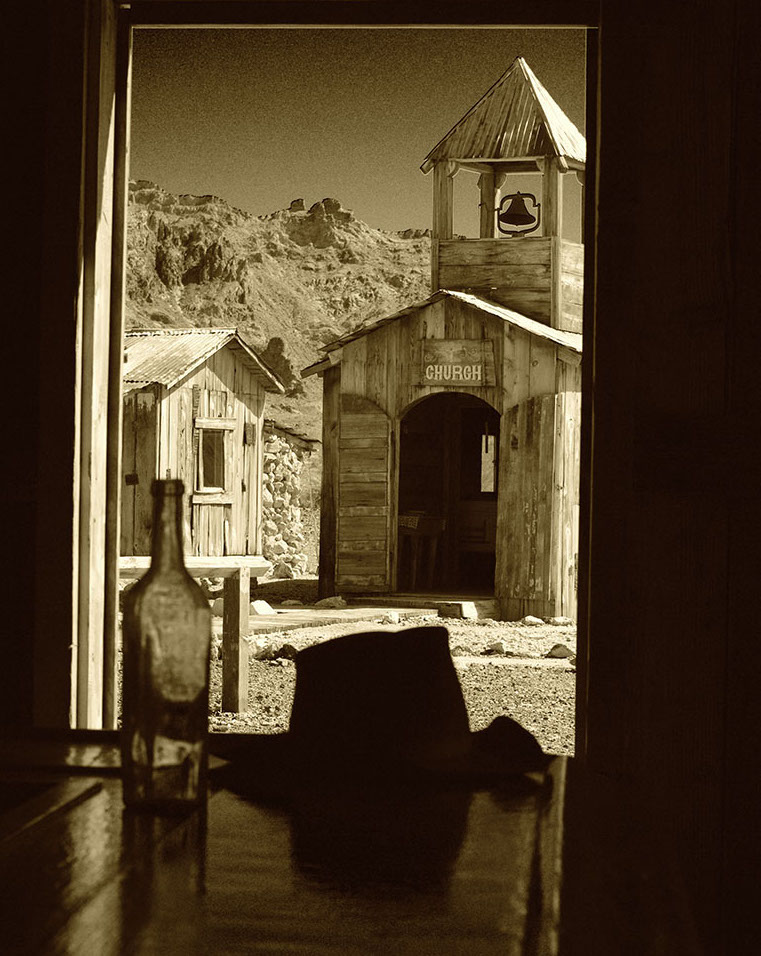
[397,393,500,594]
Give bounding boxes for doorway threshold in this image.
[346,593,500,620]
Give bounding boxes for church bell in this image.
[497,191,541,236]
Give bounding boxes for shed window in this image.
[197,429,226,491]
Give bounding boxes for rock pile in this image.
[261,429,312,578]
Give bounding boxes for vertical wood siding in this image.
[120,387,157,556]
[330,294,580,616]
[121,346,265,558]
[318,366,340,598]
[496,394,558,620]
[336,394,391,592]
[559,240,584,334]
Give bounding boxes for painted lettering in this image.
[423,363,485,383]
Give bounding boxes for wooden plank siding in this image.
[558,239,584,333]
[120,393,137,555]
[328,293,579,615]
[496,394,558,620]
[336,394,391,592]
[120,345,266,559]
[318,366,340,598]
[438,237,553,324]
[344,298,506,418]
[119,388,158,556]
[555,389,581,617]
[341,298,558,420]
[436,237,583,332]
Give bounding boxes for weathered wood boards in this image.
[222,566,250,713]
[496,394,558,620]
[319,292,580,617]
[318,367,340,599]
[439,238,551,322]
[120,389,158,555]
[336,394,390,592]
[118,555,271,579]
[417,339,497,387]
[437,237,583,331]
[558,240,584,333]
[121,343,267,559]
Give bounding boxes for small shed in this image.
[303,57,584,621]
[121,328,285,558]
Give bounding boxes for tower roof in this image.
[420,57,586,173]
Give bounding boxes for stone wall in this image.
[261,424,319,577]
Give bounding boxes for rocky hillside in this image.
[126,181,431,435]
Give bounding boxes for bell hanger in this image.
[497,191,541,237]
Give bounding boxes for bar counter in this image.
[0,733,700,955]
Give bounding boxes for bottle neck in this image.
[151,485,185,573]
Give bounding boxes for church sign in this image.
[418,340,496,387]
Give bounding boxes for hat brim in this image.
[211,626,552,802]
[211,715,552,803]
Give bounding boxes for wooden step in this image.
[346,593,500,620]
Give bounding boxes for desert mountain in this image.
[126,181,431,434]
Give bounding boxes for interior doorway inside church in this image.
[397,393,500,595]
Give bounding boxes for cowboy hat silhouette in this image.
[216,626,549,798]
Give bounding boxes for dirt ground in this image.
[208,581,577,756]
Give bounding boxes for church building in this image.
[303,58,585,620]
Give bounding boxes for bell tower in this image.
[421,57,585,334]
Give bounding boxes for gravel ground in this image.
[208,611,577,756]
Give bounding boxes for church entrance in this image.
[397,393,500,595]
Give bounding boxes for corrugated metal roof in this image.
[421,57,586,173]
[123,328,285,393]
[301,289,581,377]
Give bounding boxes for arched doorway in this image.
[397,393,500,595]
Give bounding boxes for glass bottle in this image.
[121,479,212,812]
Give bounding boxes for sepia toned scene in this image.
[119,29,584,752]
[5,3,753,952]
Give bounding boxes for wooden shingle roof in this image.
[123,328,285,393]
[420,56,586,173]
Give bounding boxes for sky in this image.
[130,28,586,236]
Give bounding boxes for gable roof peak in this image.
[122,326,285,393]
[420,56,585,173]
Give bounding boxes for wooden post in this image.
[103,14,132,730]
[72,0,119,729]
[543,156,564,238]
[222,566,250,712]
[479,170,496,238]
[479,169,507,238]
[431,160,458,292]
[543,158,565,329]
[318,365,340,598]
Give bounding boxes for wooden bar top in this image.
[0,735,701,955]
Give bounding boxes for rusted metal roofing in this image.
[123,328,285,393]
[420,57,586,173]
[300,290,581,378]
